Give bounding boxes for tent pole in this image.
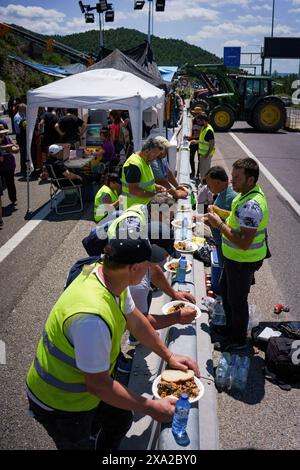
[25,151,31,219]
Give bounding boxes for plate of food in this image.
[177,204,192,212]
[171,219,196,229]
[152,369,204,403]
[164,258,192,273]
[161,301,202,320]
[174,240,198,253]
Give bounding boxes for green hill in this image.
[53,27,221,66]
[0,26,221,98]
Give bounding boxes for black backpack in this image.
[265,337,300,390]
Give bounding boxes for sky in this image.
[0,0,300,73]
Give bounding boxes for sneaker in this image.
[116,356,133,374]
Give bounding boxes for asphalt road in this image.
[0,122,299,450]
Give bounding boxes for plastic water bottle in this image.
[181,216,188,240]
[230,355,250,392]
[201,296,217,314]
[211,300,226,326]
[215,352,231,390]
[176,255,187,283]
[190,191,197,210]
[172,393,190,444]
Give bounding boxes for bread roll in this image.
[161,369,194,383]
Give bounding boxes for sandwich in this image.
[157,369,199,399]
[212,205,231,220]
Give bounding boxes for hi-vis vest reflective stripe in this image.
[94,184,118,223]
[107,204,147,239]
[121,153,155,208]
[26,264,127,412]
[198,124,215,157]
[222,184,268,263]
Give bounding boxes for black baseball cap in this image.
[199,113,208,121]
[104,237,168,265]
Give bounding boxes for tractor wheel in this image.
[252,98,286,132]
[210,105,235,132]
[195,99,210,112]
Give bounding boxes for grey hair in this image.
[141,137,165,152]
[152,136,170,149]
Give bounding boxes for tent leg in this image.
[25,157,32,220]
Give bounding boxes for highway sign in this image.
[224,47,241,67]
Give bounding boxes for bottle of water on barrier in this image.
[215,352,231,391]
[190,191,197,210]
[201,296,217,315]
[230,355,250,392]
[211,299,226,326]
[172,393,191,445]
[181,216,188,240]
[176,255,187,284]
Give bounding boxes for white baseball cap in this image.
[48,144,63,155]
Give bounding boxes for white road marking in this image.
[0,194,63,264]
[229,132,300,218]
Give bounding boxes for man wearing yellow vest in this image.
[121,137,166,209]
[94,173,121,223]
[207,158,268,351]
[190,113,215,181]
[26,237,199,450]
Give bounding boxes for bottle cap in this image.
[180,393,189,400]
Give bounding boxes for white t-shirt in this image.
[27,267,135,410]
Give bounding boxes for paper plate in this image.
[174,240,198,253]
[164,259,192,274]
[161,301,202,320]
[152,375,205,403]
[171,220,196,230]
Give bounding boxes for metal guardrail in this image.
[120,108,219,450]
[157,108,219,450]
[285,107,300,131]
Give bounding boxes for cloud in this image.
[252,4,272,11]
[288,8,300,12]
[223,40,248,47]
[237,15,266,23]
[186,22,296,42]
[0,4,67,34]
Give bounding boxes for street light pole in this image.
[98,9,104,49]
[147,0,152,44]
[269,0,275,76]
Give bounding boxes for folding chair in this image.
[46,163,83,215]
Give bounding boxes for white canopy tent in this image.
[27,68,165,159]
[26,68,165,214]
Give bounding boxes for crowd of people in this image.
[2,98,269,450]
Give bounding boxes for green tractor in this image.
[185,64,286,132]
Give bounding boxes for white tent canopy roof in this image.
[26,68,165,159]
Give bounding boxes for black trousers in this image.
[219,257,263,343]
[28,396,133,451]
[189,143,198,175]
[0,171,17,203]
